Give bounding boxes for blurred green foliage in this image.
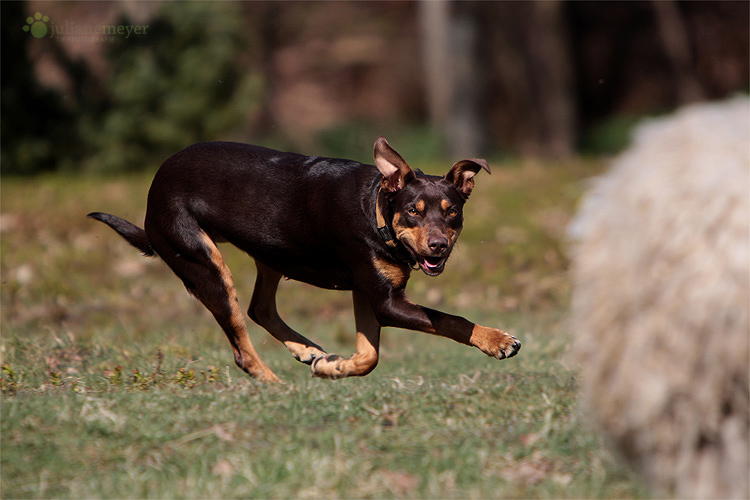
[81,2,262,173]
[578,115,642,156]
[1,2,262,175]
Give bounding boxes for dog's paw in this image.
[311,354,346,379]
[287,343,327,365]
[310,351,379,379]
[469,325,521,360]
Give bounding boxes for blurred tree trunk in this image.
[524,0,576,158]
[420,1,575,159]
[419,0,451,130]
[652,0,704,104]
[493,1,576,158]
[419,1,489,158]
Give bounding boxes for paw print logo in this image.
[23,12,49,39]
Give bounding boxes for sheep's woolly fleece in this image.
[569,96,749,499]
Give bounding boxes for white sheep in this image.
[569,96,749,499]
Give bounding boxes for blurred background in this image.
[1,6,747,496]
[2,0,748,175]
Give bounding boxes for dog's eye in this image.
[406,207,419,216]
[446,207,458,217]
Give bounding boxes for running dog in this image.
[88,137,520,382]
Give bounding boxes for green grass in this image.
[0,160,647,498]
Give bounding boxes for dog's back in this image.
[145,142,378,289]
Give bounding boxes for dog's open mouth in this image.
[398,240,450,276]
[415,254,447,276]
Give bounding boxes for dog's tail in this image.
[87,212,155,257]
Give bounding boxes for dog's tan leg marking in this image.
[199,233,281,382]
[249,260,327,364]
[468,325,521,360]
[311,290,380,379]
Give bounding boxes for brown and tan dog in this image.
[89,137,520,382]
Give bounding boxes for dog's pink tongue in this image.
[421,258,439,270]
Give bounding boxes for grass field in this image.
[1,159,647,498]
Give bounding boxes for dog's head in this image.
[374,136,490,276]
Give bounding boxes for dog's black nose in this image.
[428,236,449,253]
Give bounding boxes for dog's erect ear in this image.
[374,136,415,193]
[444,159,491,199]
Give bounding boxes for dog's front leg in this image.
[311,290,381,379]
[249,260,328,364]
[375,290,521,360]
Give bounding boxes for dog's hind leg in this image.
[150,229,281,383]
[248,260,328,365]
[311,290,380,379]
